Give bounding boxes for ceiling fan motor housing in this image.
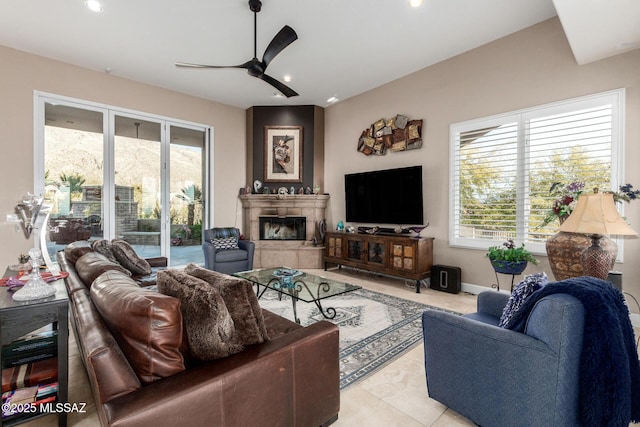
[249,0,262,13]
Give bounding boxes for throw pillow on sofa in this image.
[111,239,152,276]
[91,239,119,264]
[184,263,269,345]
[75,252,131,287]
[157,269,244,360]
[90,270,186,384]
[64,240,94,265]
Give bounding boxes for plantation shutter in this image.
[450,89,623,252]
[526,103,614,243]
[452,118,519,244]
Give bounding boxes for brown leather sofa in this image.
[57,241,340,427]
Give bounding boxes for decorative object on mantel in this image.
[277,187,289,199]
[357,114,423,156]
[264,125,303,183]
[253,179,263,194]
[544,182,638,280]
[558,189,637,280]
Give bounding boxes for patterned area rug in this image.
[259,287,458,390]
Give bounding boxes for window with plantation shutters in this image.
[450,89,625,254]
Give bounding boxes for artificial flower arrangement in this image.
[541,182,639,227]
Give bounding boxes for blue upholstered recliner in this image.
[422,291,585,426]
[202,227,255,275]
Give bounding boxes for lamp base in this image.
[581,234,615,280]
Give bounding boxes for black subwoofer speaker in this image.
[430,265,461,294]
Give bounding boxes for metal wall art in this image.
[357,114,423,156]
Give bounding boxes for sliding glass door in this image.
[113,114,163,259]
[168,125,206,266]
[42,102,106,254]
[36,93,210,267]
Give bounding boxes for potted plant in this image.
[487,239,538,275]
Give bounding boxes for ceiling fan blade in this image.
[257,73,299,98]
[261,25,298,69]
[175,61,251,70]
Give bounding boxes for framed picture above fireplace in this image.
[264,125,303,183]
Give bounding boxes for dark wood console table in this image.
[0,274,68,427]
[324,231,433,293]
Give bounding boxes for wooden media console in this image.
[324,231,433,293]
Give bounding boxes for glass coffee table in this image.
[234,267,361,324]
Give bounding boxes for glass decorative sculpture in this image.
[12,248,57,301]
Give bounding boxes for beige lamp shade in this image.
[559,192,638,237]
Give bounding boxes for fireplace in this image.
[259,216,306,240]
[239,194,329,269]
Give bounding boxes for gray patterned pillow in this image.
[499,272,548,328]
[211,237,239,250]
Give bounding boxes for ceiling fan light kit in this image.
[176,0,299,98]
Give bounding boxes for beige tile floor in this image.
[19,267,640,426]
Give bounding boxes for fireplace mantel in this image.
[239,194,329,269]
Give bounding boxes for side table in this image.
[0,275,69,427]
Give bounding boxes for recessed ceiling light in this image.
[409,0,423,7]
[283,75,292,83]
[274,92,284,98]
[85,0,104,13]
[327,96,339,103]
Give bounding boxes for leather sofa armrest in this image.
[102,321,340,427]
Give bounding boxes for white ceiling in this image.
[0,0,638,109]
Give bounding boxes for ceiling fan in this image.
[176,0,299,98]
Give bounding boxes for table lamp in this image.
[559,189,637,280]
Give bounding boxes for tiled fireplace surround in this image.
[239,194,330,269]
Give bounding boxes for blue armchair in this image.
[202,227,255,275]
[422,291,585,427]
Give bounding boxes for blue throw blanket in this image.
[504,277,640,426]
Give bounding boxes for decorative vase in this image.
[545,231,617,281]
[12,248,57,301]
[490,260,528,275]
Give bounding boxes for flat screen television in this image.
[345,165,423,225]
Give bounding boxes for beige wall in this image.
[0,45,246,267]
[325,17,640,300]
